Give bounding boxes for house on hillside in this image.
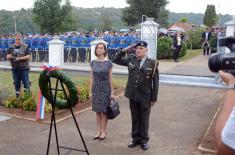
[167,22,195,32]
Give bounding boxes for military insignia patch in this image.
[145,68,152,71]
[128,62,135,69]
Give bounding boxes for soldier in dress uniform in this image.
[112,41,159,150]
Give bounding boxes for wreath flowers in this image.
[39,64,78,109]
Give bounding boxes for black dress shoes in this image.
[141,143,149,150]
[128,142,139,148]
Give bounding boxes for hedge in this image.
[157,36,187,59]
[186,28,205,49]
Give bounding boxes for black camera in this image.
[208,37,235,75]
[10,48,19,61]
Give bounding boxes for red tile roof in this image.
[168,22,194,31]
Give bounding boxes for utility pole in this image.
[13,14,17,34]
[218,2,221,25]
[233,15,235,37]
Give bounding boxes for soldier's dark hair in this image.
[95,42,107,57]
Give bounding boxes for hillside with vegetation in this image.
[0,7,232,34]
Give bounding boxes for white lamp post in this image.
[48,36,64,66]
[140,17,159,60]
[224,17,235,53]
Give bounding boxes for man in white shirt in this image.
[202,28,211,55]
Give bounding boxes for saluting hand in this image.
[123,44,136,53]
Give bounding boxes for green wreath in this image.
[39,70,79,109]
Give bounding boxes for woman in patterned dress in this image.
[89,42,114,140]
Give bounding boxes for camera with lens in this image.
[208,37,235,75]
[9,48,19,61]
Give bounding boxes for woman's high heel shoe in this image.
[93,131,101,140]
[99,132,107,140]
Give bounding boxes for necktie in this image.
[137,59,141,68]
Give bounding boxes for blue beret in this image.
[135,41,148,48]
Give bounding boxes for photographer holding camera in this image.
[6,34,31,97]
[215,71,235,155]
[209,37,235,154]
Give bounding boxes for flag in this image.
[36,90,46,120]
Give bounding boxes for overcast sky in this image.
[0,0,234,15]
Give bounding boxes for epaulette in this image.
[149,58,159,66]
[151,59,159,78]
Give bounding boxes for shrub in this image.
[56,90,67,100]
[3,91,37,111]
[3,96,17,108]
[157,36,173,59]
[179,42,188,57]
[186,27,205,49]
[23,97,37,111]
[209,35,217,53]
[77,81,89,103]
[44,103,52,113]
[157,36,187,59]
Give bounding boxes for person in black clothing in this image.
[202,28,212,55]
[173,32,183,62]
[112,41,159,150]
[6,34,31,97]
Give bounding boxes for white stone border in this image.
[197,98,224,154]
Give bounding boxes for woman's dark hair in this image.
[95,42,107,57]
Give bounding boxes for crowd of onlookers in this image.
[0,31,141,62]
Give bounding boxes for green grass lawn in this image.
[159,49,202,62]
[0,70,127,98]
[179,49,202,61]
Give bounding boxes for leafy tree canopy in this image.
[203,4,217,27]
[122,0,169,27]
[32,0,75,34]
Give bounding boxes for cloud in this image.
[0,0,233,15]
[167,0,234,15]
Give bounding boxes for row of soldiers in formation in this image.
[0,31,141,62]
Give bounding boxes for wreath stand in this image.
[45,76,89,155]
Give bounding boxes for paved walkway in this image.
[165,55,215,77]
[0,54,222,155]
[0,85,223,155]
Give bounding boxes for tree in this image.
[179,17,188,23]
[32,0,75,34]
[122,0,169,27]
[0,9,40,34]
[60,7,80,32]
[203,5,217,27]
[186,27,205,49]
[100,15,112,31]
